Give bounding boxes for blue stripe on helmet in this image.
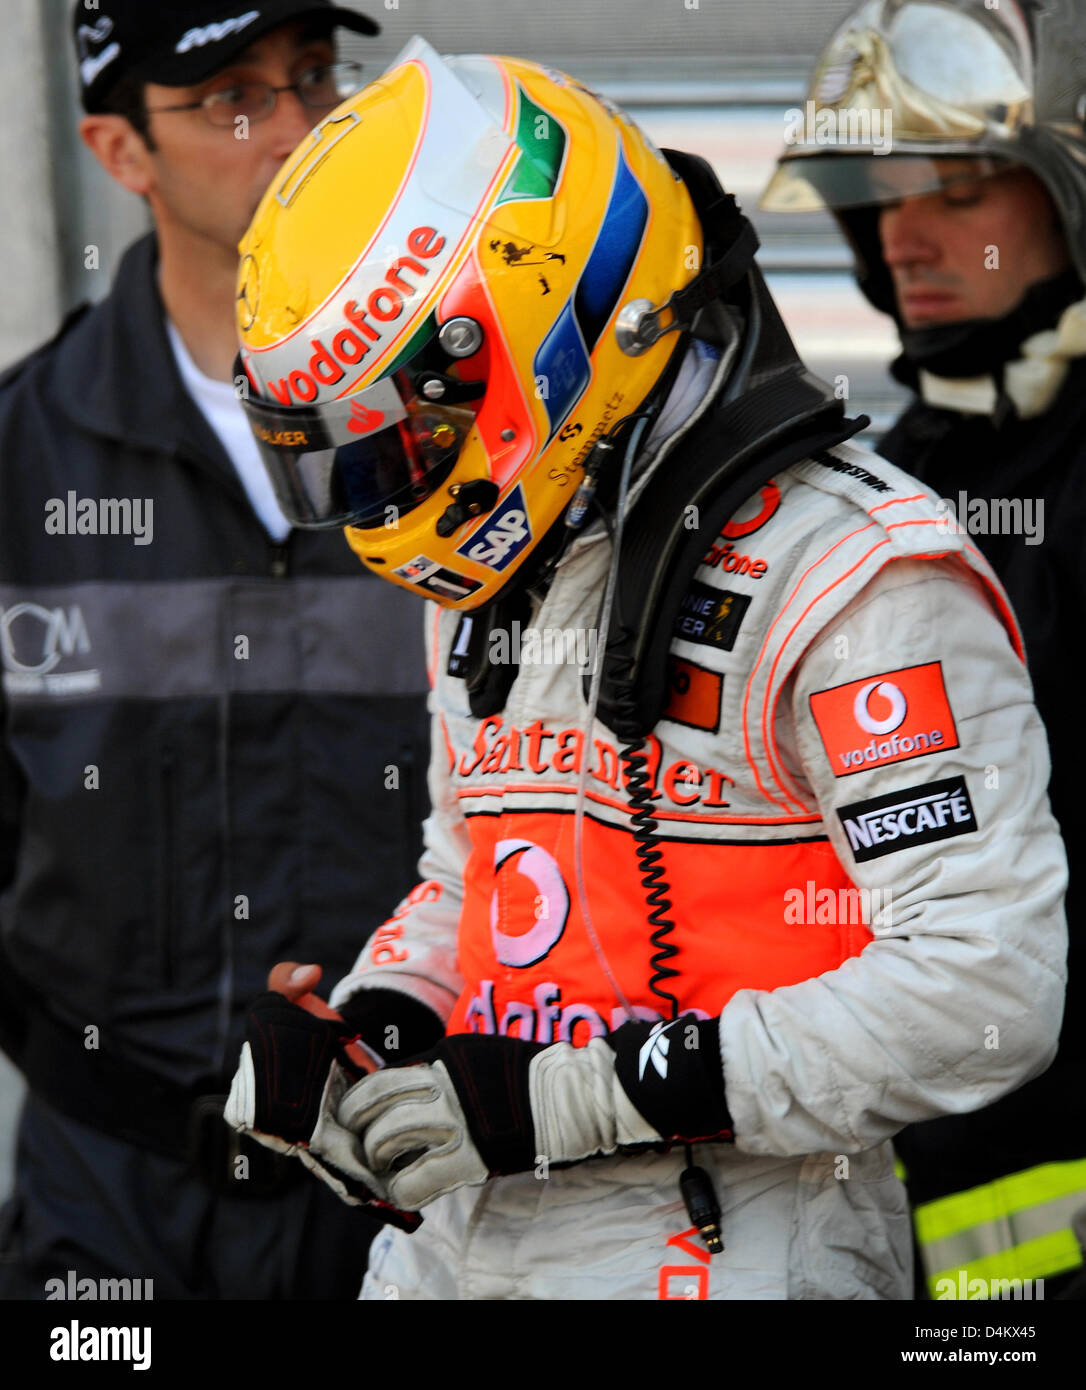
[532,146,649,438]
[575,149,649,350]
[533,303,592,436]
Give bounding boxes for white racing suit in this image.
[331,439,1068,1300]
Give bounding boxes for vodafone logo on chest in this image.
[809,662,960,777]
[720,481,781,540]
[262,227,447,406]
[698,483,781,580]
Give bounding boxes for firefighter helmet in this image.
[760,0,1086,311]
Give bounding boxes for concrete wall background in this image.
[0,0,65,368]
[336,0,856,64]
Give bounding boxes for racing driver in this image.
[223,39,1068,1300]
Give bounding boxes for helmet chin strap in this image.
[455,326,694,722]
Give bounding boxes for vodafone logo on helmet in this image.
[261,227,447,407]
[853,680,907,735]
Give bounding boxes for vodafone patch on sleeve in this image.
[809,661,959,777]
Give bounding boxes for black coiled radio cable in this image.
[571,412,724,1257]
[619,731,723,1256]
[619,740,682,1019]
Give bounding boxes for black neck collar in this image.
[892,268,1083,389]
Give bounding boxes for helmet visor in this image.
[762,152,1015,213]
[237,364,480,530]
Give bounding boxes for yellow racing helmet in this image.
[236,37,703,608]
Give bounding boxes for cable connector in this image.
[680,1164,723,1256]
[565,437,614,531]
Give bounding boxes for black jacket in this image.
[0,235,432,1092]
[881,359,1086,1205]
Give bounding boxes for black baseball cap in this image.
[72,1,379,113]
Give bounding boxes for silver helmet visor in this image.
[762,152,1015,213]
[236,363,478,530]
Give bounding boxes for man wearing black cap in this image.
[0,3,432,1299]
[76,1,380,381]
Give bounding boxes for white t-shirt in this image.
[166,319,292,543]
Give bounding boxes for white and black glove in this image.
[335,1016,734,1211]
[224,990,426,1231]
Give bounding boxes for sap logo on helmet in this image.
[264,228,447,407]
[456,485,533,572]
[176,11,260,54]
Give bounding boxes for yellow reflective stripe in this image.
[922,1191,1083,1268]
[894,1155,907,1182]
[914,1159,1086,1245]
[927,1228,1083,1296]
[922,1193,1084,1286]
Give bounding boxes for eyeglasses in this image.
[145,62,364,128]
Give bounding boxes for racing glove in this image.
[223,989,423,1231]
[335,1016,734,1211]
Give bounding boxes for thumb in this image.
[267,960,322,1001]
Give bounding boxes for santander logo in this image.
[263,226,447,407]
[347,400,386,435]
